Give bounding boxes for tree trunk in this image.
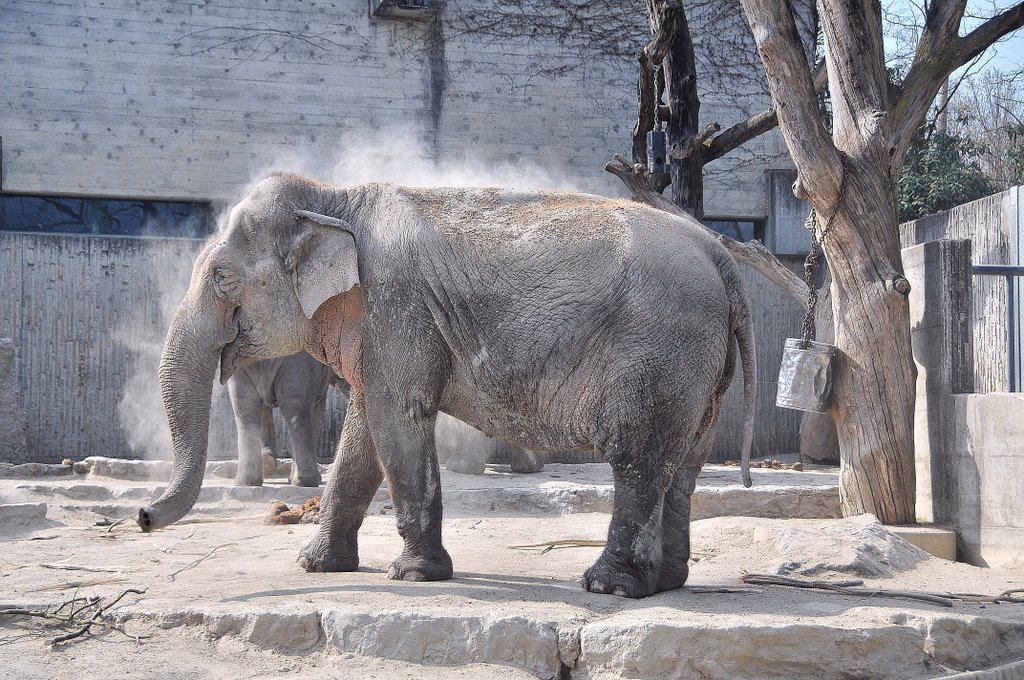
[821,163,916,523]
[739,0,919,525]
[662,8,703,218]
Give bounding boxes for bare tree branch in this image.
[739,0,841,199]
[956,3,1024,68]
[702,60,828,164]
[893,2,1024,166]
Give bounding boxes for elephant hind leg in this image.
[656,464,700,592]
[583,408,680,598]
[582,459,668,598]
[507,445,545,473]
[279,398,324,487]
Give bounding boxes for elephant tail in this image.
[735,292,757,488]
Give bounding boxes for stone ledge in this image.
[891,525,958,561]
[72,603,1023,680]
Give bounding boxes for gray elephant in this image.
[139,173,755,599]
[227,352,334,487]
[435,413,545,474]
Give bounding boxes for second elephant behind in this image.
[231,355,546,486]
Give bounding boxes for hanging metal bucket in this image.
[776,339,837,412]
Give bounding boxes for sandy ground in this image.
[1,465,1023,679]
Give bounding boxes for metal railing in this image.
[972,264,1024,392]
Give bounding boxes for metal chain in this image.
[798,159,848,349]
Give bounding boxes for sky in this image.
[881,1,1024,74]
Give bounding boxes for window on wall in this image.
[0,193,215,239]
[703,218,765,243]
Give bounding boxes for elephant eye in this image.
[212,267,242,298]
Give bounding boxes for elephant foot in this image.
[290,471,322,487]
[582,554,657,598]
[386,549,453,582]
[442,457,486,475]
[509,451,544,474]
[298,536,358,572]
[262,451,278,475]
[235,473,264,487]
[655,562,689,593]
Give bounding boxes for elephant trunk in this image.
[138,295,232,532]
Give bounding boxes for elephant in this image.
[227,351,335,487]
[138,172,755,599]
[435,413,545,474]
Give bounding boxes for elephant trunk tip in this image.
[137,506,162,532]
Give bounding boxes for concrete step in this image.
[3,459,841,522]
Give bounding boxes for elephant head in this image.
[138,174,361,531]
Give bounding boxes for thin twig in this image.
[0,588,148,646]
[20,577,127,593]
[176,515,267,525]
[507,540,606,554]
[741,573,957,607]
[36,563,132,573]
[168,543,234,581]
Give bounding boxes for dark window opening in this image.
[703,218,765,243]
[0,193,215,239]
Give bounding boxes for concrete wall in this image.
[950,393,1024,568]
[901,186,1024,393]
[905,240,974,527]
[904,237,1023,567]
[0,230,804,464]
[0,0,799,218]
[1,1,815,464]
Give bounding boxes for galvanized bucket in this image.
[776,338,837,412]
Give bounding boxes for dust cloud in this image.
[247,127,585,194]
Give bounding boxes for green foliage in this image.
[898,128,996,222]
[1006,123,1024,187]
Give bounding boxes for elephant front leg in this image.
[582,464,668,598]
[368,399,452,582]
[657,465,699,592]
[228,377,265,486]
[299,392,382,572]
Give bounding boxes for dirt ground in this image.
[2,467,1023,679]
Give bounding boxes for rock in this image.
[0,501,48,525]
[0,462,74,478]
[577,613,950,680]
[79,456,172,481]
[755,514,930,577]
[321,610,562,678]
[692,485,840,521]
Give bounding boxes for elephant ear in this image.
[290,210,361,319]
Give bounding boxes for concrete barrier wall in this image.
[905,239,974,527]
[950,393,1024,567]
[1,230,804,464]
[901,187,1023,393]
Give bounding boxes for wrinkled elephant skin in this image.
[139,173,756,599]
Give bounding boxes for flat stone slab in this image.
[2,510,1023,679]
[0,501,47,523]
[892,525,959,561]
